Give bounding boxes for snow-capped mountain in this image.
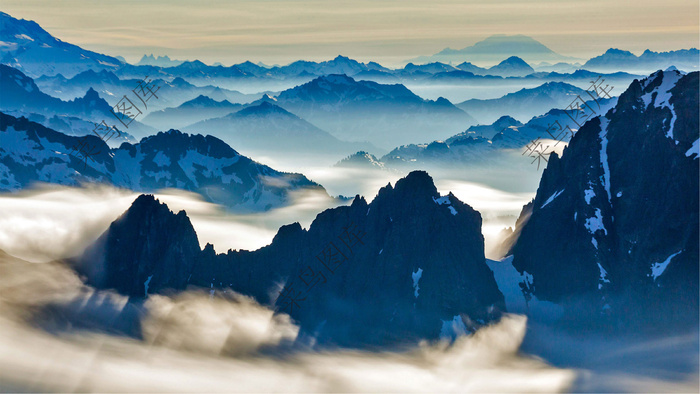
[457,82,589,124]
[267,74,476,149]
[583,48,699,74]
[77,171,505,347]
[184,101,375,159]
[0,11,123,78]
[0,112,327,211]
[141,95,242,131]
[507,70,698,326]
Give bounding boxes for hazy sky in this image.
[3,0,698,66]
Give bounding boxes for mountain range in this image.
[340,94,618,170]
[27,69,693,352]
[0,64,154,142]
[0,112,327,211]
[456,81,588,124]
[136,54,184,67]
[33,68,261,111]
[142,94,243,131]
[259,74,476,149]
[583,48,699,74]
[1,11,696,89]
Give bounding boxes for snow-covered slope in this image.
[0,113,327,211]
[0,11,123,78]
[506,70,699,327]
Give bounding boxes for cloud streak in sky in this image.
[1,0,698,66]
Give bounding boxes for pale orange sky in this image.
[2,0,699,66]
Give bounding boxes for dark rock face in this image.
[81,171,505,347]
[78,195,201,297]
[508,71,699,324]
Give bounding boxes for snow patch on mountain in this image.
[649,250,683,281]
[597,263,610,289]
[1,115,325,211]
[152,151,171,167]
[433,195,457,215]
[584,208,607,235]
[599,117,612,201]
[541,189,564,208]
[177,149,243,187]
[111,149,145,188]
[640,71,682,141]
[412,268,423,298]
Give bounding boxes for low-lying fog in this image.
[0,164,540,262]
[0,164,696,393]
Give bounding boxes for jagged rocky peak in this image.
[78,194,201,297]
[261,170,503,346]
[137,128,242,159]
[506,70,698,327]
[79,171,504,347]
